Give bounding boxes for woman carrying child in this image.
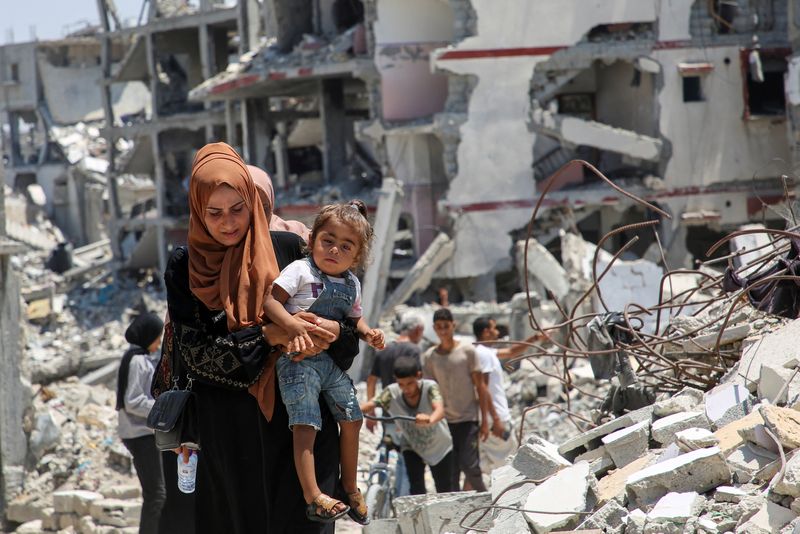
[264,200,385,525]
[159,143,360,533]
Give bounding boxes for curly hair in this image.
[308,199,373,271]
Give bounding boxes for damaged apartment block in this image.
[525,0,795,272]
[96,0,260,273]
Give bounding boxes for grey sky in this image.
[3,0,145,44]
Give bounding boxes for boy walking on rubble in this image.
[361,356,455,494]
[421,308,489,491]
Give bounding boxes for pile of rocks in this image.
[365,316,800,534]
[8,380,144,534]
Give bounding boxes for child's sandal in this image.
[347,489,370,525]
[305,493,349,523]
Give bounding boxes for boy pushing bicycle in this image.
[360,357,455,494]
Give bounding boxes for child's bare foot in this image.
[305,493,349,523]
[346,489,370,525]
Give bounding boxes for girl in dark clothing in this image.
[117,312,166,534]
[158,144,357,534]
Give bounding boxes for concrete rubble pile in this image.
[364,227,800,533]
[8,379,149,534]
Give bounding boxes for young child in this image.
[264,199,384,525]
[361,357,455,495]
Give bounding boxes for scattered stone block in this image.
[653,387,704,417]
[760,404,800,450]
[713,410,764,455]
[736,501,796,534]
[15,520,44,534]
[511,436,571,480]
[53,490,104,515]
[524,461,596,533]
[738,423,781,454]
[675,427,719,452]
[601,420,650,468]
[88,498,141,528]
[576,499,627,532]
[102,484,141,500]
[758,364,800,405]
[738,319,800,387]
[647,491,704,524]
[625,508,647,534]
[696,516,720,533]
[625,447,731,506]
[488,510,530,533]
[772,452,800,497]
[714,485,749,503]
[394,491,491,533]
[705,383,754,429]
[488,464,536,529]
[574,446,615,477]
[596,453,655,506]
[558,405,654,460]
[6,499,48,524]
[363,518,400,534]
[651,411,710,445]
[58,512,80,530]
[726,443,777,482]
[40,508,57,531]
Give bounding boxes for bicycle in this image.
[361,413,416,520]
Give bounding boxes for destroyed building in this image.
[0,33,149,252]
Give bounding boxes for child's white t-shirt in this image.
[273,259,363,318]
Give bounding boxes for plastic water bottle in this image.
[177,450,198,494]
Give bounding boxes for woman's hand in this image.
[173,446,191,463]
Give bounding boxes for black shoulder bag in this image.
[147,321,200,451]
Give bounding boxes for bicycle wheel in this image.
[365,483,387,519]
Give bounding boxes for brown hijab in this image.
[247,165,312,243]
[188,143,279,331]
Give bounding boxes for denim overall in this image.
[276,258,363,430]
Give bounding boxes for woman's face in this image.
[203,184,251,246]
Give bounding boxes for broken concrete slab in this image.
[596,453,655,506]
[512,435,571,480]
[88,498,141,528]
[758,364,800,405]
[601,420,650,468]
[651,411,710,445]
[714,485,749,503]
[52,489,103,515]
[558,405,654,460]
[393,491,492,533]
[625,447,731,506]
[738,319,800,388]
[524,461,596,533]
[772,452,800,497]
[725,443,777,483]
[714,410,765,455]
[625,508,647,534]
[681,324,751,353]
[759,404,800,450]
[574,445,615,477]
[675,427,719,452]
[736,501,796,534]
[647,491,705,524]
[653,387,704,417]
[575,498,627,532]
[364,518,401,534]
[515,238,569,300]
[705,384,754,430]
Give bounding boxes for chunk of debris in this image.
[651,411,711,445]
[600,420,650,468]
[524,461,596,533]
[736,501,796,534]
[625,447,731,506]
[512,436,571,480]
[675,427,719,452]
